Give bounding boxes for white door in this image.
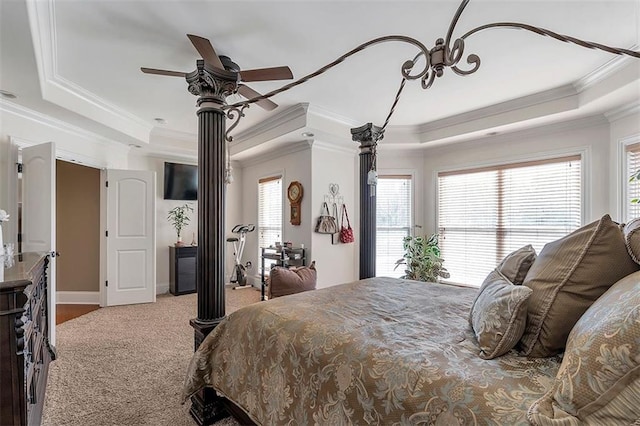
[106,170,156,306]
[22,142,57,347]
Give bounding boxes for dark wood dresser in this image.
[0,253,55,425]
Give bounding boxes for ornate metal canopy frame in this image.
[223,0,640,146]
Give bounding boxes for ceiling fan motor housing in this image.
[219,55,240,73]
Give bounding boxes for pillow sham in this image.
[528,270,640,425]
[268,261,317,298]
[621,217,640,264]
[519,214,639,357]
[496,244,537,285]
[469,269,533,359]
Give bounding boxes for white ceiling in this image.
[1,0,639,156]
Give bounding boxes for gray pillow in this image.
[469,269,533,359]
[520,214,639,357]
[496,245,536,285]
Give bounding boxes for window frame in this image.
[435,149,587,286]
[620,135,640,222]
[257,173,284,274]
[375,171,415,278]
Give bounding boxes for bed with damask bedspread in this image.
[182,277,561,425]
[183,215,640,425]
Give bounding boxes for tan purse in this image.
[314,202,338,234]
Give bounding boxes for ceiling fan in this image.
[141,34,293,111]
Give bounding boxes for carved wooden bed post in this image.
[185,59,238,425]
[352,123,383,279]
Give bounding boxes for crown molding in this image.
[311,139,358,156]
[416,84,577,135]
[0,100,122,148]
[605,101,640,123]
[236,140,312,168]
[26,0,153,143]
[232,103,309,143]
[307,104,361,128]
[423,114,609,153]
[150,127,197,144]
[574,45,640,93]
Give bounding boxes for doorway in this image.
[55,160,101,322]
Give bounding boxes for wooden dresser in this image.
[0,253,55,426]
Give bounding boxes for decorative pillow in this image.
[520,214,639,357]
[496,245,537,285]
[268,261,317,298]
[469,269,533,359]
[528,270,640,425]
[622,217,640,264]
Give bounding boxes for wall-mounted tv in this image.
[164,162,198,200]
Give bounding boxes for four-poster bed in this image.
[140,0,640,424]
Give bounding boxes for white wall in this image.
[239,143,313,285]
[127,154,198,294]
[0,106,130,248]
[311,143,358,287]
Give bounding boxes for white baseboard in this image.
[56,291,100,305]
[156,282,170,295]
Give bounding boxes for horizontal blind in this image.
[258,176,282,273]
[626,143,640,222]
[376,175,412,277]
[438,155,581,286]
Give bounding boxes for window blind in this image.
[258,176,282,272]
[438,155,581,286]
[626,143,640,222]
[376,175,412,277]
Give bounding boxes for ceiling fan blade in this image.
[140,67,187,77]
[186,34,225,70]
[238,84,278,111]
[239,66,293,82]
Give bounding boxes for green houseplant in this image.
[394,234,450,282]
[167,204,193,246]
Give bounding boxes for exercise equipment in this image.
[227,224,255,289]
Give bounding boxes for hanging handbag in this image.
[315,202,338,234]
[339,204,355,243]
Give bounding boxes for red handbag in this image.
[339,204,355,244]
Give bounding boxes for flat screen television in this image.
[164,162,198,200]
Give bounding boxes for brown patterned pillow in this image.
[469,270,533,359]
[528,271,640,425]
[622,217,640,264]
[268,261,317,298]
[496,245,537,285]
[520,214,639,357]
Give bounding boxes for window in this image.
[438,155,581,286]
[625,142,640,222]
[258,175,283,272]
[376,175,412,277]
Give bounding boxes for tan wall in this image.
[56,160,100,292]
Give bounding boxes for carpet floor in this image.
[42,287,261,426]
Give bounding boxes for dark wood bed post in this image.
[352,123,383,279]
[186,59,237,425]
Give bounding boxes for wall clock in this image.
[287,181,303,226]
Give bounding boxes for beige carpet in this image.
[42,287,261,426]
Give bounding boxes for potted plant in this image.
[394,234,450,282]
[167,204,193,246]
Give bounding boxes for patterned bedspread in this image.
[182,277,561,425]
